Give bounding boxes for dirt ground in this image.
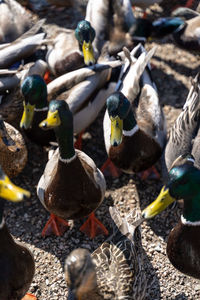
[5,1,200,299]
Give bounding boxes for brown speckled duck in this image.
[65,207,146,300]
[0,118,27,178]
[0,165,35,300]
[37,100,107,238]
[103,44,166,177]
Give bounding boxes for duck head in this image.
[65,248,97,300]
[142,155,200,221]
[75,20,96,66]
[20,75,48,129]
[39,100,72,131]
[107,91,136,147]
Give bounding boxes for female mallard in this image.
[65,207,146,300]
[162,73,200,178]
[37,100,107,238]
[103,45,166,177]
[0,118,27,178]
[20,60,120,146]
[142,154,200,279]
[0,165,35,299]
[0,0,32,43]
[45,20,96,77]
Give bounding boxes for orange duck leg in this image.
[74,130,84,150]
[101,158,122,178]
[42,213,69,237]
[80,212,108,239]
[22,293,37,300]
[139,165,160,180]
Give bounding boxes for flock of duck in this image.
[0,0,200,299]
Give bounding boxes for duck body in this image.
[38,148,105,220]
[0,223,35,300]
[0,0,32,44]
[167,220,200,279]
[65,207,146,299]
[0,120,27,178]
[0,165,34,299]
[163,73,200,176]
[104,45,166,174]
[172,15,200,52]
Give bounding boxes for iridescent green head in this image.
[20,75,48,129]
[106,92,136,147]
[142,155,200,222]
[39,100,73,131]
[75,20,96,66]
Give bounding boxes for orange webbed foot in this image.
[139,165,160,180]
[74,130,84,150]
[22,293,37,300]
[80,212,108,239]
[42,214,69,237]
[43,70,52,84]
[101,158,121,178]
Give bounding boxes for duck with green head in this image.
[103,45,166,177]
[20,74,56,146]
[0,165,36,300]
[142,154,200,279]
[45,20,96,77]
[37,100,108,238]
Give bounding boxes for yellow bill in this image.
[0,175,30,202]
[20,102,35,129]
[39,110,61,129]
[142,186,175,219]
[82,40,95,66]
[110,116,123,147]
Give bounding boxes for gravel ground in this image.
[4,2,200,299]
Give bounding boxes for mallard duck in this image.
[0,59,47,128]
[0,165,35,299]
[142,74,200,279]
[65,206,146,300]
[103,45,166,176]
[162,73,200,178]
[0,0,33,43]
[20,60,121,145]
[20,74,56,146]
[37,100,108,238]
[45,20,96,77]
[142,154,200,279]
[0,118,27,178]
[160,0,199,16]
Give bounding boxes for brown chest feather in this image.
[167,221,200,279]
[44,157,102,220]
[109,130,162,173]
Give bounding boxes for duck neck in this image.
[123,109,138,135]
[0,198,5,229]
[54,124,76,162]
[182,194,200,224]
[35,95,48,111]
